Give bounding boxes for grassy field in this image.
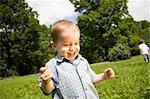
[0,56,149,99]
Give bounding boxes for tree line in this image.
[70,0,149,62]
[0,0,149,77]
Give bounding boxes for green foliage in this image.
[125,19,150,47]
[0,0,54,76]
[108,43,131,61]
[70,0,138,63]
[137,21,150,46]
[0,56,149,98]
[70,0,149,63]
[128,34,141,55]
[108,35,131,61]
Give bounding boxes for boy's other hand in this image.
[40,63,53,83]
[104,68,115,79]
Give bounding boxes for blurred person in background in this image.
[138,39,150,63]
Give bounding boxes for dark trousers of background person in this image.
[143,54,149,62]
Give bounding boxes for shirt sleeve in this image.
[84,59,96,80]
[38,77,58,95]
[38,77,51,95]
[145,44,149,50]
[38,58,58,95]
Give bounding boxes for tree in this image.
[0,0,54,76]
[138,20,150,46]
[70,0,135,63]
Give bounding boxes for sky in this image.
[26,0,149,26]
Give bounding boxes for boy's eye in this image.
[75,43,79,45]
[64,44,70,47]
[64,43,79,47]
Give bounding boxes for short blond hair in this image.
[51,20,80,43]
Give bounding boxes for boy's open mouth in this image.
[67,52,76,57]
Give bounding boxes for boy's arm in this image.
[92,68,115,84]
[41,79,54,94]
[92,73,105,84]
[148,47,150,54]
[40,63,54,94]
[139,48,143,55]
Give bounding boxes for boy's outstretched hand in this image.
[40,63,53,83]
[103,68,115,79]
[39,63,54,94]
[93,67,115,84]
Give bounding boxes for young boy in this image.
[138,39,150,62]
[38,19,115,99]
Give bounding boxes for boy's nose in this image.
[69,45,75,51]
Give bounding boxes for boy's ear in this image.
[51,41,56,49]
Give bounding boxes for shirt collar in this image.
[55,54,83,66]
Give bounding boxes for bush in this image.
[108,35,131,61]
[128,34,141,56]
[108,43,131,61]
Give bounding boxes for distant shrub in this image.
[108,43,131,61]
[128,34,141,56]
[108,35,131,61]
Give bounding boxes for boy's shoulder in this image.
[47,58,57,66]
[78,54,88,62]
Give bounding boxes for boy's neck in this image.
[56,54,79,63]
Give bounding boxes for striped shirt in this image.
[38,54,99,99]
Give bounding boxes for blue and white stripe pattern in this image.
[38,54,99,99]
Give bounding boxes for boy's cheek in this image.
[61,47,69,52]
[76,46,80,52]
[58,47,69,55]
[77,46,80,50]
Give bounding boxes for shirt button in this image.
[85,88,87,91]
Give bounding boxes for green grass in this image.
[0,56,149,99]
[0,74,50,99]
[92,56,150,99]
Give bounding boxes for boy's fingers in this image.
[108,69,115,78]
[107,70,111,76]
[40,67,46,74]
[45,63,53,78]
[45,63,49,70]
[111,71,115,77]
[105,68,115,78]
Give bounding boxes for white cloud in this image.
[26,0,149,26]
[26,0,78,26]
[127,0,149,21]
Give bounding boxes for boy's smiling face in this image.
[53,28,80,61]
